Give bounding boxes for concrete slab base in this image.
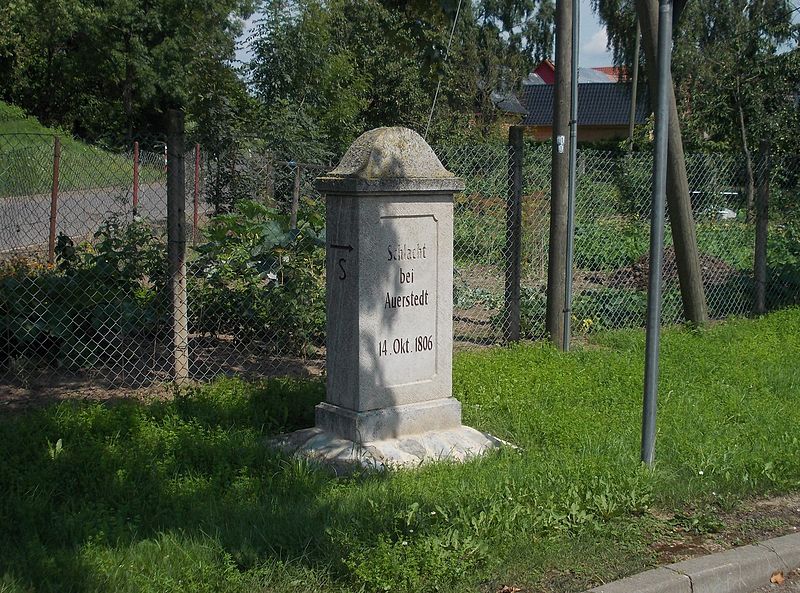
[269,425,506,472]
[315,398,463,443]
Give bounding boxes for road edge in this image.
[585,532,800,593]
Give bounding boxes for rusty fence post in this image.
[133,140,140,214]
[48,136,61,265]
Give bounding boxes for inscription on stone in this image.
[374,214,438,387]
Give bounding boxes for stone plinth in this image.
[273,127,505,469]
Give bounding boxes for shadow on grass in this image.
[0,377,396,591]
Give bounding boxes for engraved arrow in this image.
[328,243,353,252]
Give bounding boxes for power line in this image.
[424,0,465,140]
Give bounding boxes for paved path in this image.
[0,182,210,254]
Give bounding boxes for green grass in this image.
[1,309,800,593]
[0,101,163,197]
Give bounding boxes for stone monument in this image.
[273,127,503,469]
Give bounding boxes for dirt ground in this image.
[649,493,800,565]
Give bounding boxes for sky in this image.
[234,0,616,69]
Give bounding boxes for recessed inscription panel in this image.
[374,214,438,387]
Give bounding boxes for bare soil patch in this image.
[649,493,800,565]
[609,246,745,291]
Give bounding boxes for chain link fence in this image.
[2,128,798,394]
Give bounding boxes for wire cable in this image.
[424,0,465,140]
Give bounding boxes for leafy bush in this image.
[767,218,800,309]
[191,199,326,356]
[615,153,652,216]
[453,200,505,265]
[1,217,167,369]
[573,218,649,271]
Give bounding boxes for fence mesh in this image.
[1,130,798,394]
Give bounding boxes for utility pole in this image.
[547,0,573,349]
[753,139,770,315]
[563,0,580,351]
[635,0,708,325]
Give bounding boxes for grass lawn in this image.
[1,309,799,593]
[0,101,163,197]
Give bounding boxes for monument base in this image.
[315,398,463,442]
[269,425,505,472]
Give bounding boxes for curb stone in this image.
[585,532,800,593]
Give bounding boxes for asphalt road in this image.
[0,182,210,254]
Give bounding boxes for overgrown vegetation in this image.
[191,199,326,356]
[0,218,168,370]
[1,201,327,372]
[1,309,799,592]
[0,101,162,196]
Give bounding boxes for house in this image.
[523,59,627,86]
[519,59,646,142]
[520,79,648,142]
[490,90,528,116]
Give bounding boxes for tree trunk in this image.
[627,19,641,151]
[546,0,573,348]
[753,139,769,315]
[735,86,755,222]
[634,0,708,325]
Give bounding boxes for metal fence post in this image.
[167,110,189,382]
[47,136,61,265]
[753,139,770,315]
[641,0,673,468]
[133,140,140,214]
[290,162,301,229]
[505,126,523,343]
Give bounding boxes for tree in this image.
[0,0,256,143]
[591,0,709,324]
[680,0,798,216]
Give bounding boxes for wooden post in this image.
[290,162,301,229]
[505,126,523,342]
[193,143,200,245]
[753,139,770,315]
[547,0,573,349]
[133,140,140,214]
[167,110,189,382]
[48,136,61,265]
[635,0,708,325]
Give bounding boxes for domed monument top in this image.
[316,127,464,193]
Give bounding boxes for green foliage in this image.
[0,217,166,369]
[695,221,754,271]
[573,218,649,271]
[0,102,164,196]
[767,217,800,309]
[616,152,653,216]
[0,0,255,144]
[670,507,725,535]
[191,200,326,356]
[2,311,800,592]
